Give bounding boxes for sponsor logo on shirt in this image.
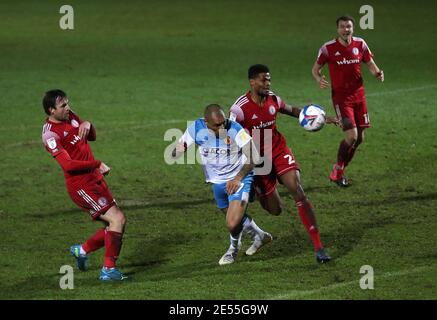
[252,120,275,129]
[201,147,230,156]
[336,57,360,65]
[70,134,81,145]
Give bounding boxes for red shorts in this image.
[333,98,370,131]
[254,145,300,196]
[68,179,115,220]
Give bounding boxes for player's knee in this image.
[259,194,282,215]
[109,208,126,227]
[346,136,357,146]
[226,217,240,232]
[267,204,282,215]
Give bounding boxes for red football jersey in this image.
[41,112,102,190]
[317,37,373,102]
[229,91,287,158]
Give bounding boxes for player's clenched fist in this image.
[376,70,384,82]
[318,75,330,89]
[176,142,187,153]
[226,177,242,195]
[99,162,111,175]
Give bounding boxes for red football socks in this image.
[337,139,358,168]
[104,231,123,268]
[82,228,106,254]
[296,200,323,251]
[345,144,357,167]
[337,139,350,167]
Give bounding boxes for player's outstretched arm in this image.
[366,58,384,82]
[312,61,330,89]
[279,104,301,118]
[280,104,340,126]
[324,113,341,126]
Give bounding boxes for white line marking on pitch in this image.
[366,84,437,97]
[268,265,432,300]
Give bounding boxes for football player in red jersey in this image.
[230,64,338,263]
[312,15,384,187]
[41,89,127,281]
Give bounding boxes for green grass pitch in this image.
[0,0,436,299]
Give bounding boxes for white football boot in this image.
[245,232,273,256]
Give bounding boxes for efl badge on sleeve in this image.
[47,137,57,150]
[239,131,250,143]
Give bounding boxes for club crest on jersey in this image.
[223,136,231,145]
[71,119,79,128]
[269,106,276,115]
[352,47,359,55]
[98,197,108,207]
[47,137,57,150]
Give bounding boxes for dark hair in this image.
[248,64,270,80]
[42,89,67,115]
[336,15,355,27]
[204,103,223,118]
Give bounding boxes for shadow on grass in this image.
[28,198,213,219]
[0,273,72,299]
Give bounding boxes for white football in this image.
[299,105,326,132]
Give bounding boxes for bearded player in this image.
[41,89,127,281]
[312,15,384,187]
[230,64,337,263]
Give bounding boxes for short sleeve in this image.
[42,130,63,157]
[229,104,245,123]
[276,95,286,110]
[361,40,374,63]
[229,121,251,148]
[316,45,329,65]
[179,121,196,148]
[234,129,252,148]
